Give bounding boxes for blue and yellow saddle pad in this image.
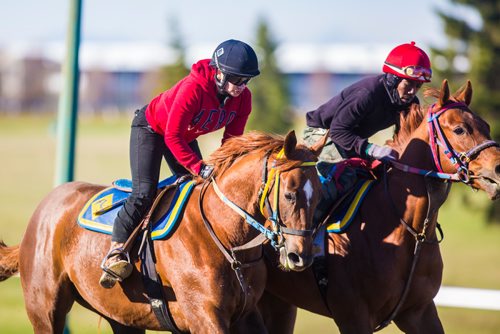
[326,179,375,233]
[77,177,196,240]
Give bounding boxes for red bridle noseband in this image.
[427,102,499,183]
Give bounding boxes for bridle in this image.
[202,147,317,251]
[258,148,317,248]
[391,102,499,184]
[375,102,499,331]
[427,102,499,183]
[198,147,317,320]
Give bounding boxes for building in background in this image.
[0,42,391,115]
[0,48,59,113]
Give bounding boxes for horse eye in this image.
[284,192,296,203]
[453,127,465,135]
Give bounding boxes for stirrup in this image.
[100,247,133,283]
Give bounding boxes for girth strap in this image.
[139,231,183,333]
[125,176,190,333]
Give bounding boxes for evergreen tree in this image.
[247,17,292,134]
[432,0,499,223]
[432,0,499,137]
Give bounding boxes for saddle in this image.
[315,158,379,232]
[77,175,196,240]
[325,179,375,233]
[79,175,194,334]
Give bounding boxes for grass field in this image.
[0,114,499,333]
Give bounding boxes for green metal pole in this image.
[55,0,82,186]
[57,1,83,333]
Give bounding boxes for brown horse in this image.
[260,80,500,334]
[0,130,326,334]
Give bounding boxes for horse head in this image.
[394,80,500,199]
[205,130,326,272]
[270,130,326,271]
[427,80,500,199]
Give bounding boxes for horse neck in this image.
[390,123,451,240]
[209,153,265,246]
[397,121,435,172]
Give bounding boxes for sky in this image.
[0,0,481,50]
[0,0,483,74]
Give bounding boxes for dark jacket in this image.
[306,74,414,158]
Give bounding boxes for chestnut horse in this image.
[0,130,326,334]
[260,80,500,334]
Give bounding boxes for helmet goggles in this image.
[225,74,251,86]
[384,62,432,81]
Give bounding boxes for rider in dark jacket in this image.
[304,42,432,226]
[304,41,432,163]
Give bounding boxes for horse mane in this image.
[389,82,487,150]
[0,241,19,281]
[424,82,491,134]
[389,102,426,149]
[422,87,441,101]
[206,131,316,176]
[423,82,467,102]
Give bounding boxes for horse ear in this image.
[283,130,297,158]
[438,79,450,107]
[456,80,473,106]
[309,130,329,158]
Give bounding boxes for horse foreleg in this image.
[394,302,444,334]
[257,291,297,334]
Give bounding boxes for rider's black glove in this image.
[199,164,214,179]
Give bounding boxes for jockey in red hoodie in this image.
[100,39,260,288]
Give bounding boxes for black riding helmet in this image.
[209,39,260,94]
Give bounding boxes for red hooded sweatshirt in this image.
[145,59,252,175]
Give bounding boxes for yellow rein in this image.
[258,148,316,218]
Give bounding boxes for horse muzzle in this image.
[279,244,314,272]
[472,166,500,200]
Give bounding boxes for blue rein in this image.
[210,148,317,249]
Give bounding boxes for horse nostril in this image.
[287,252,301,266]
[496,164,500,176]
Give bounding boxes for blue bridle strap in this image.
[211,177,279,245]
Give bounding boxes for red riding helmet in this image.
[383,41,432,82]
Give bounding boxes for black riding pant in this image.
[112,105,202,242]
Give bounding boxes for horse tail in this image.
[0,240,19,281]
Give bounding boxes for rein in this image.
[198,179,263,323]
[258,148,317,246]
[206,148,316,251]
[198,147,317,320]
[427,102,499,183]
[374,167,447,332]
[372,102,499,330]
[390,102,499,184]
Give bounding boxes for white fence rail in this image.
[435,286,500,311]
